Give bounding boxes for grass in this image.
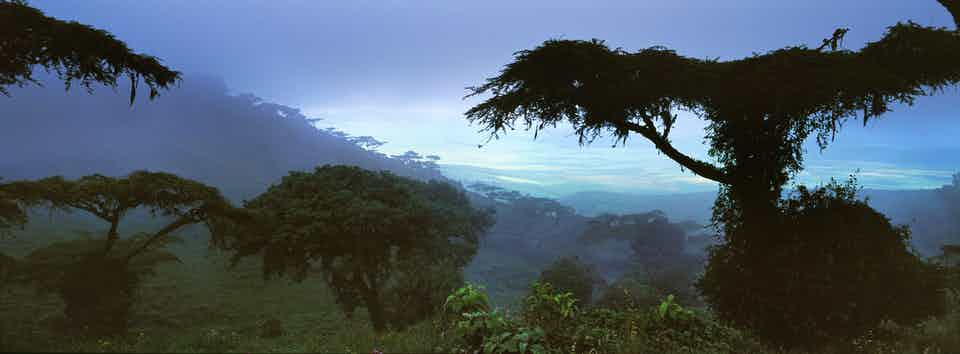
[1,217,959,353]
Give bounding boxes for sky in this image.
[31,0,960,197]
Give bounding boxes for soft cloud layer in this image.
[27,0,960,197]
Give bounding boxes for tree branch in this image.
[623,120,729,184]
[937,0,960,30]
[124,215,193,262]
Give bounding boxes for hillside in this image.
[0,75,444,200]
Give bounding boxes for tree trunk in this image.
[360,273,387,332]
[102,217,120,255]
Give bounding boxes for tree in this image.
[579,212,702,305]
[0,0,181,244]
[219,165,493,331]
[538,256,602,305]
[0,0,180,104]
[579,211,686,259]
[698,179,947,347]
[0,171,240,334]
[465,1,960,341]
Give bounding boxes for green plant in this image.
[519,282,579,350]
[441,284,547,354]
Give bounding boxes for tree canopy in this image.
[467,8,959,193]
[0,0,180,104]
[466,2,960,345]
[218,165,493,331]
[1,170,238,261]
[0,170,241,333]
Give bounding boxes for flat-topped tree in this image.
[466,1,960,345]
[0,171,240,334]
[0,0,180,104]
[0,0,181,243]
[468,2,959,239]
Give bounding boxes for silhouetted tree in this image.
[0,0,181,247]
[0,171,239,335]
[0,0,180,104]
[466,1,960,343]
[219,165,493,331]
[698,178,947,347]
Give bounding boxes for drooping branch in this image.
[938,0,960,29]
[467,3,960,190]
[0,1,180,103]
[623,120,729,184]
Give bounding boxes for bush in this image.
[441,282,754,354]
[440,283,546,354]
[17,236,181,336]
[699,179,948,348]
[520,282,579,348]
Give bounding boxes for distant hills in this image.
[0,75,444,201]
[558,187,958,256]
[1,75,955,257]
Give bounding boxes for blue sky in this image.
[32,0,960,197]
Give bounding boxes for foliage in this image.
[580,211,685,256]
[380,253,465,329]
[0,171,240,335]
[595,274,659,310]
[466,4,960,348]
[440,283,547,354]
[0,0,180,103]
[0,179,27,237]
[699,178,949,348]
[537,256,600,305]
[441,282,755,354]
[222,165,494,331]
[520,282,578,348]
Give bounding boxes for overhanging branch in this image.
[623,120,730,184]
[937,0,960,30]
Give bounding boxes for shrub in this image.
[440,283,547,353]
[699,179,948,348]
[520,282,579,348]
[18,236,181,336]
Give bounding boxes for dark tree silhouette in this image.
[0,0,180,104]
[940,0,960,28]
[218,165,493,332]
[698,179,947,347]
[0,171,240,334]
[466,2,960,343]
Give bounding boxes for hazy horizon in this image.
[17,0,960,197]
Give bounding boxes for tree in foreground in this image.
[699,178,947,347]
[465,0,960,345]
[218,165,493,331]
[0,171,240,335]
[0,0,180,104]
